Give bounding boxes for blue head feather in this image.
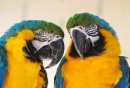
[66,12,117,36]
[0,20,44,47]
[93,14,116,36]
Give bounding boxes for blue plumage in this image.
[93,14,116,36]
[0,46,7,88]
[115,56,130,88]
[54,57,67,88]
[1,20,46,46]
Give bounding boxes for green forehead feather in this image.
[66,12,116,36]
[3,20,64,39]
[39,22,64,37]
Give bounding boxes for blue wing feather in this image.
[0,43,8,88]
[114,56,130,88]
[54,57,67,88]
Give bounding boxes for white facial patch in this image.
[69,26,86,37]
[31,29,63,51]
[87,35,99,46]
[69,25,100,47]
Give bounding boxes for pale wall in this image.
[0,0,130,88]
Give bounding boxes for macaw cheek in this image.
[36,45,51,60]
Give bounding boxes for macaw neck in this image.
[99,29,121,57]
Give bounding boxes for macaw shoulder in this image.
[2,29,45,88]
[62,56,122,88]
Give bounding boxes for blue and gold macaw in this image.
[54,12,130,88]
[0,20,64,88]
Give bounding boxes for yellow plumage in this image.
[3,29,45,88]
[62,29,122,88]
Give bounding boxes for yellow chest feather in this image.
[62,56,122,88]
[3,55,41,88]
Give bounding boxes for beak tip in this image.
[42,39,64,69]
[45,65,52,69]
[45,66,50,69]
[81,56,86,60]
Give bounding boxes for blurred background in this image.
[0,0,130,88]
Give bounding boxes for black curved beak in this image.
[71,29,92,60]
[36,39,64,68]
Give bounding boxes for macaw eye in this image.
[86,24,99,37]
[34,29,48,42]
[56,35,60,38]
[39,30,44,35]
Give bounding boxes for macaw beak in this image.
[36,39,64,68]
[71,29,92,60]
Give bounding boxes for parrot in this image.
[0,20,64,88]
[54,12,130,88]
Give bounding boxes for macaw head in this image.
[66,12,121,59]
[3,20,64,68]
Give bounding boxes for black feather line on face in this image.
[23,40,42,63]
[69,33,105,58]
[39,65,48,88]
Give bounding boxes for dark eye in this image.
[90,24,97,29]
[56,35,59,38]
[39,30,44,34]
[86,24,99,36]
[79,26,83,29]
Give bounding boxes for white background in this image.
[0,0,130,88]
